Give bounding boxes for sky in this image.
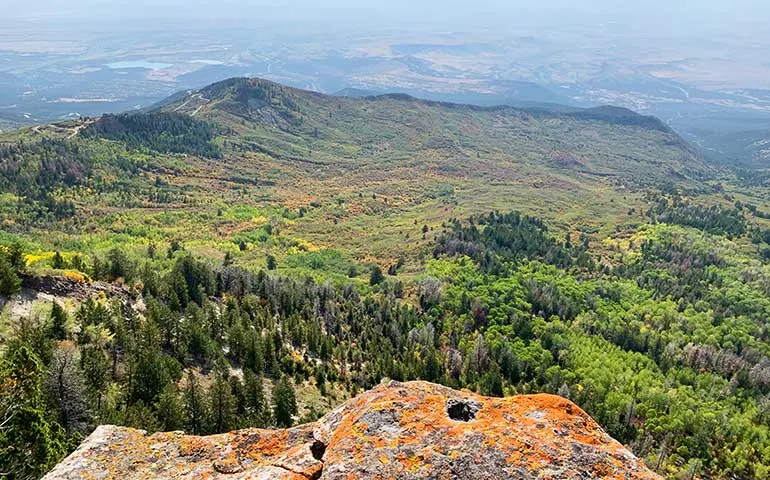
[2,0,768,36]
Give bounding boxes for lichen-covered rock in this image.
[43,381,660,480]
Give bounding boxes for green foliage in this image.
[3,78,770,478]
[183,372,210,436]
[5,210,770,477]
[369,265,384,286]
[648,197,746,237]
[82,112,221,158]
[0,346,67,479]
[243,369,269,427]
[272,376,297,428]
[0,139,91,198]
[210,373,236,433]
[434,211,571,271]
[49,303,68,340]
[0,253,21,295]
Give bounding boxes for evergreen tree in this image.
[45,342,89,433]
[243,368,268,427]
[106,248,134,281]
[49,302,68,341]
[479,362,504,397]
[80,345,110,411]
[129,323,170,404]
[223,251,233,267]
[52,251,65,270]
[464,333,490,384]
[210,374,236,433]
[155,383,185,431]
[122,400,160,432]
[369,266,384,286]
[0,346,67,479]
[314,367,326,396]
[0,254,21,295]
[229,375,246,421]
[183,372,209,435]
[243,330,265,373]
[272,376,297,428]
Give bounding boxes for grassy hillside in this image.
[0,78,714,280]
[5,78,770,479]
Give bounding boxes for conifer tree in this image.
[210,373,236,433]
[49,302,68,341]
[0,346,66,479]
[272,375,297,428]
[183,372,209,435]
[243,368,268,426]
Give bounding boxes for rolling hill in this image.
[0,77,711,272]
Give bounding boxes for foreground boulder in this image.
[43,381,660,479]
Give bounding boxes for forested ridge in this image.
[81,112,221,158]
[2,84,770,479]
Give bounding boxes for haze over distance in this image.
[2,0,770,163]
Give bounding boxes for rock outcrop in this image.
[43,381,660,479]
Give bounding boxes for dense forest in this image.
[81,112,221,158]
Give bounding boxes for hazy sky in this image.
[2,0,768,37]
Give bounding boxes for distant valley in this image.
[2,25,770,168]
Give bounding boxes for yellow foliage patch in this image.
[24,251,54,267]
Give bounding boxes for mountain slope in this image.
[167,77,702,184]
[332,79,576,107]
[706,128,770,168]
[151,77,709,261]
[0,77,712,268]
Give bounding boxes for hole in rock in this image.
[310,439,326,461]
[446,398,481,422]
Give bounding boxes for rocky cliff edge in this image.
[43,380,660,479]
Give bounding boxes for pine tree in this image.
[210,374,236,433]
[243,368,268,427]
[49,302,68,341]
[369,266,384,286]
[464,333,490,384]
[52,251,65,270]
[0,346,67,479]
[129,323,170,404]
[0,254,21,295]
[479,362,503,397]
[155,383,185,431]
[229,375,246,421]
[314,367,326,396]
[45,342,89,433]
[183,372,209,435]
[272,376,297,428]
[244,330,265,373]
[80,345,110,411]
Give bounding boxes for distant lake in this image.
[106,61,172,70]
[192,59,225,65]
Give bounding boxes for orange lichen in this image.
[178,435,214,458]
[44,381,661,480]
